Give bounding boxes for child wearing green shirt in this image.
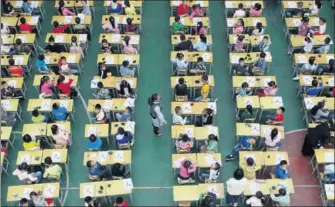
[200,134,218,153]
[32,108,49,123]
[172,16,185,34]
[240,105,256,122]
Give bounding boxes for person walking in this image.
[148,93,167,136]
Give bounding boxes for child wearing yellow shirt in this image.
[23,134,40,151]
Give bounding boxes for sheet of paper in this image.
[325,184,334,197]
[15,1,23,7]
[1,100,10,111]
[23,188,34,199]
[328,78,334,87]
[202,53,211,62]
[30,1,38,8]
[7,80,17,88]
[265,53,272,62]
[208,126,218,136]
[297,55,308,63]
[231,55,240,64]
[122,17,128,24]
[59,100,68,109]
[207,185,219,196]
[263,127,272,137]
[43,184,56,198]
[67,55,76,64]
[225,1,233,8]
[276,154,285,165]
[44,56,51,64]
[288,1,297,8]
[124,98,135,107]
[253,19,260,26]
[130,36,139,45]
[303,76,312,85]
[246,77,256,86]
[111,34,121,42]
[172,1,181,6]
[51,151,61,162]
[273,97,283,106]
[78,14,85,24]
[249,182,260,195]
[125,79,134,87]
[313,17,320,26]
[20,154,31,164]
[205,155,220,165]
[304,98,314,109]
[99,151,108,162]
[79,34,87,42]
[55,35,64,43]
[180,18,185,25]
[244,97,253,106]
[184,127,194,138]
[103,100,113,110]
[263,78,272,86]
[103,55,113,64]
[123,178,134,190]
[325,152,334,163]
[87,127,97,136]
[114,151,124,162]
[124,56,133,63]
[175,157,185,168]
[84,185,94,197]
[193,17,201,25]
[208,102,217,114]
[293,19,301,27]
[31,16,39,24]
[90,79,99,89]
[14,56,24,65]
[227,19,234,27]
[113,16,120,24]
[251,124,260,134]
[41,99,51,111]
[182,103,192,114]
[125,121,135,131]
[64,16,73,24]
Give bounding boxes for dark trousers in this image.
[153,124,160,135]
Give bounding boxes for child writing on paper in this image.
[58,56,80,75]
[32,108,49,123]
[190,57,207,75]
[122,35,138,54]
[52,103,68,121]
[12,162,42,184]
[175,134,193,153]
[102,16,120,34]
[237,82,252,97]
[173,53,189,74]
[52,21,70,33]
[111,163,129,178]
[23,134,40,150]
[194,74,211,102]
[197,108,214,126]
[193,34,211,52]
[251,52,267,75]
[43,157,62,180]
[172,106,188,125]
[117,80,134,98]
[306,79,323,96]
[234,58,250,76]
[189,4,205,19]
[86,134,102,151]
[108,0,122,14]
[232,18,244,34]
[274,160,289,179]
[200,134,219,153]
[177,0,190,17]
[251,22,264,36]
[36,54,49,73]
[199,161,221,182]
[240,157,261,180]
[57,75,78,98]
[0,81,24,99]
[39,75,54,98]
[175,77,188,98]
[178,159,197,184]
[240,105,256,122]
[257,81,278,96]
[101,38,113,53]
[172,16,186,34]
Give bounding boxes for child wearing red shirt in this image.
[8,58,24,77]
[177,0,189,17]
[52,21,70,33]
[56,75,77,98]
[266,107,285,125]
[19,17,34,33]
[114,197,128,207]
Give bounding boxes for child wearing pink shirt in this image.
[232,18,244,34]
[102,16,120,34]
[122,36,137,54]
[178,159,197,184]
[40,76,53,96]
[58,0,76,16]
[249,3,262,17]
[190,4,205,19]
[233,35,245,52]
[194,21,206,35]
[257,81,278,96]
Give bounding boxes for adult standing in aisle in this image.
[148,93,167,136]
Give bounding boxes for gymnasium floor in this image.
[1,1,334,206]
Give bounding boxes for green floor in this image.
[1,1,334,206]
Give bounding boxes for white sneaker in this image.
[292,76,299,81]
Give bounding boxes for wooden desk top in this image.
[282,1,314,9]
[170,76,215,88]
[97,53,140,65]
[42,149,68,164]
[87,99,130,112]
[44,52,81,64]
[110,121,135,135]
[91,76,137,89]
[285,17,319,28]
[260,125,285,139]
[16,150,43,165]
[22,123,47,137]
[229,52,272,64]
[227,17,267,27]
[303,97,334,110]
[0,77,24,89]
[236,123,261,137]
[171,125,219,140]
[172,153,197,168]
[263,151,289,166]
[196,153,222,168]
[7,183,60,202]
[290,35,333,48]
[102,15,141,25]
[232,76,276,88]
[27,99,74,112]
[33,75,78,87]
[173,185,199,202]
[104,0,143,7]
[225,1,264,9]
[45,33,88,44]
[294,54,334,65]
[169,16,210,27]
[0,126,12,141]
[51,15,92,25]
[260,96,284,110]
[46,122,71,136]
[236,96,261,109]
[171,51,213,63]
[83,150,132,165]
[1,99,19,112]
[85,124,109,137]
[1,54,30,66]
[314,149,334,164]
[171,35,213,45]
[171,102,217,115]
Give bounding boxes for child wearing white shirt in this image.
[172,106,187,125]
[233,3,246,17]
[226,168,248,206]
[246,191,265,206]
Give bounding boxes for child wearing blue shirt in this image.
[116,107,133,121]
[52,103,68,121]
[306,79,323,96]
[115,127,133,145]
[252,52,267,75]
[87,134,102,151]
[237,82,252,97]
[22,0,32,14]
[226,136,257,161]
[36,54,49,73]
[274,160,289,179]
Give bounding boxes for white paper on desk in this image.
[124,98,135,107]
[7,80,17,88]
[57,124,65,131]
[1,35,8,43]
[123,178,133,190]
[273,97,283,107]
[99,151,108,162]
[208,126,218,136]
[231,55,240,64]
[84,185,94,197]
[202,53,211,62]
[205,154,220,165]
[245,154,256,162]
[193,17,201,25]
[20,154,31,164]
[253,19,260,26]
[244,97,253,106]
[87,127,97,136]
[303,76,313,85]
[293,19,301,27]
[249,182,260,195]
[77,14,85,24]
[124,56,133,63]
[172,1,181,6]
[90,79,99,89]
[287,1,297,8]
[304,98,314,109]
[55,35,64,43]
[1,100,10,111]
[105,55,115,64]
[225,1,233,8]
[113,16,120,24]
[79,34,87,42]
[325,152,334,163]
[313,18,320,26]
[51,151,61,162]
[325,184,334,196]
[15,1,23,7]
[125,79,134,87]
[180,18,185,25]
[275,154,285,165]
[43,184,56,198]
[112,34,121,42]
[263,78,272,87]
[103,100,113,110]
[44,56,51,64]
[195,1,204,7]
[326,55,334,63]
[328,78,334,87]
[245,1,252,7]
[182,103,192,114]
[246,77,256,86]
[263,127,272,137]
[114,151,124,162]
[130,36,139,45]
[265,53,272,62]
[59,100,68,109]
[208,102,217,114]
[184,127,194,138]
[251,124,260,134]
[64,16,73,24]
[67,55,76,64]
[175,157,185,168]
[227,18,234,27]
[41,99,51,111]
[31,16,39,25]
[30,1,38,8]
[23,188,34,199]
[125,121,135,131]
[297,55,308,64]
[207,185,219,196]
[14,56,24,65]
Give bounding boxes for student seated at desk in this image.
[52,103,68,121]
[199,192,217,207]
[173,53,189,73]
[124,0,137,15]
[309,0,322,16]
[13,162,42,184]
[58,56,79,75]
[199,162,221,182]
[233,3,246,18]
[1,23,10,34]
[226,168,248,206]
[125,18,137,34]
[306,79,323,96]
[240,157,261,180]
[257,81,278,96]
[173,106,188,125]
[40,75,54,98]
[114,197,129,207]
[22,0,32,14]
[93,104,108,123]
[23,134,40,150]
[8,58,24,77]
[108,0,122,14]
[57,75,78,98]
[311,101,334,124]
[70,36,84,57]
[175,34,193,51]
[269,183,291,206]
[122,36,137,54]
[172,16,186,34]
[226,136,257,161]
[175,134,193,153]
[32,108,49,123]
[265,106,285,125]
[193,34,210,52]
[58,0,76,16]
[112,163,130,178]
[261,128,282,150]
[178,159,197,184]
[234,58,250,76]
[237,82,252,97]
[115,127,133,145]
[86,160,109,180]
[98,62,112,79]
[52,21,70,34]
[177,0,190,17]
[251,22,264,36]
[196,108,214,126]
[233,35,245,53]
[45,36,64,53]
[251,52,267,75]
[190,57,207,75]
[80,0,91,15]
[190,4,205,19]
[30,191,51,207]
[51,124,71,148]
[86,134,102,151]
[0,81,24,99]
[85,196,100,207]
[312,17,326,35]
[194,75,211,102]
[249,3,262,17]
[19,17,36,33]
[298,17,310,36]
[233,19,244,34]
[293,57,317,80]
[103,16,120,34]
[258,36,271,52]
[246,191,265,207]
[240,105,257,122]
[120,60,135,77]
[101,39,113,53]
[19,198,33,207]
[95,82,111,99]
[74,17,91,40]
[117,80,134,98]
[36,54,50,73]
[274,160,289,179]
[9,38,31,55]
[200,134,219,153]
[43,157,62,180]
[319,59,334,75]
[285,1,305,18]
[116,106,133,121]
[314,36,331,54]
[301,35,314,54]
[2,0,15,16]
[194,21,206,35]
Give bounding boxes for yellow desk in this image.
[263,151,289,166]
[22,123,47,137]
[229,34,251,46]
[236,123,261,137]
[170,76,214,88]
[80,179,133,198]
[102,15,141,25]
[196,153,222,168]
[45,33,88,44]
[171,35,213,45]
[303,97,334,110]
[227,17,267,27]
[239,151,264,167]
[229,52,272,64]
[236,96,261,109]
[85,124,109,137]
[20,16,40,26]
[321,75,335,88]
[27,99,74,112]
[0,126,12,142]
[243,179,294,196]
[285,17,319,28]
[16,150,43,165]
[12,0,43,9]
[260,96,284,109]
[51,15,92,25]
[92,76,137,89]
[1,55,30,66]
[43,52,82,65]
[1,99,20,112]
[314,149,334,164]
[282,1,313,9]
[99,34,140,45]
[266,179,295,194]
[1,34,15,44]
[74,0,95,7]
[290,35,333,48]
[1,17,18,27]
[172,153,197,168]
[83,150,132,165]
[232,76,276,88]
[171,51,213,63]
[225,1,264,9]
[42,149,68,164]
[324,184,334,201]
[111,121,135,135]
[97,54,140,65]
[260,125,285,139]
[87,99,129,112]
[173,185,199,202]
[80,181,106,198]
[104,0,143,7]
[198,183,225,199]
[171,102,217,115]
[1,77,24,89]
[33,75,78,88]
[171,125,218,140]
[170,0,209,8]
[169,16,210,27]
[7,183,60,202]
[294,54,334,65]
[46,122,71,136]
